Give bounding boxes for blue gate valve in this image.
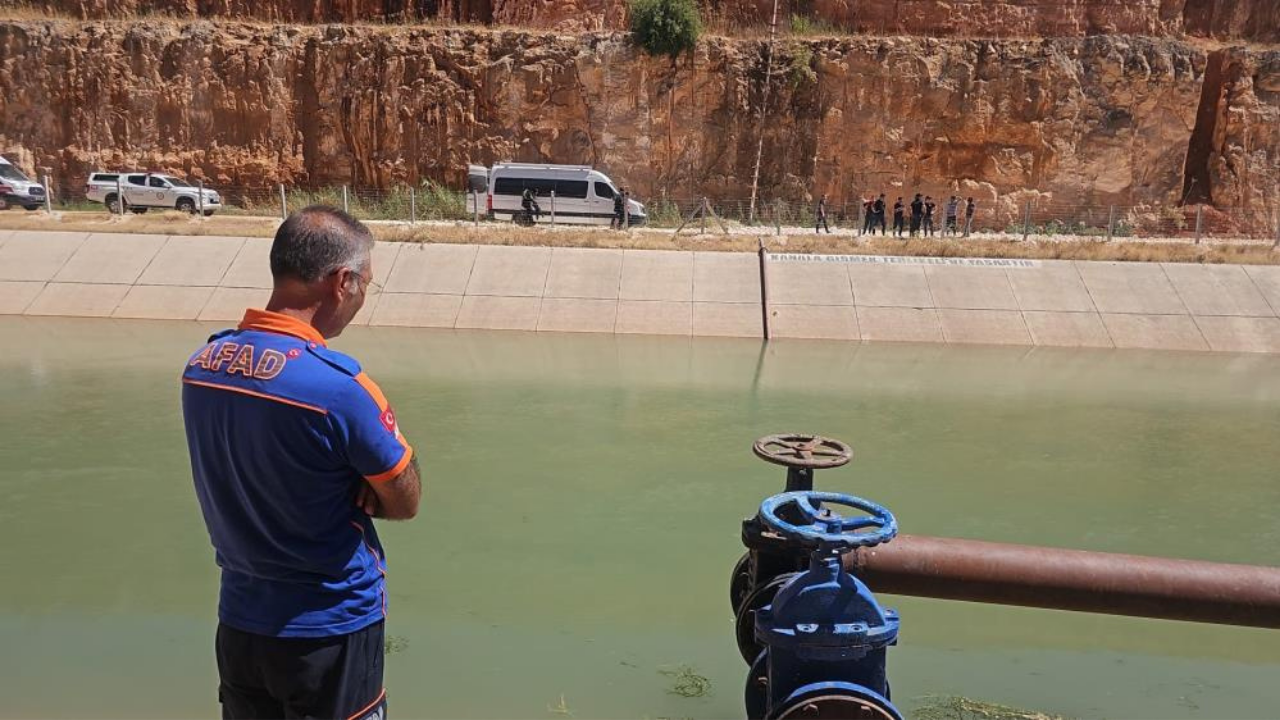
[746,491,903,720]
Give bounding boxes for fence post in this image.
[1106,204,1115,242]
[700,198,707,235]
[1021,199,1032,242]
[115,176,123,216]
[279,184,287,220]
[775,198,781,236]
[342,185,349,214]
[550,190,556,227]
[198,180,205,217]
[42,173,53,213]
[1194,205,1204,244]
[409,187,416,224]
[473,191,479,227]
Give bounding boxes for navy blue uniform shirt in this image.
[182,309,413,638]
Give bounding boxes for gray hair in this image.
[269,205,373,284]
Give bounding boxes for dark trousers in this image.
[910,215,922,235]
[924,217,935,236]
[945,216,958,234]
[216,621,387,720]
[816,214,830,233]
[893,215,905,236]
[861,212,874,234]
[874,213,887,234]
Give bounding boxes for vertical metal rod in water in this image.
[1195,205,1204,244]
[279,184,287,220]
[198,180,205,217]
[42,173,52,213]
[1022,199,1032,242]
[410,187,416,224]
[550,190,556,227]
[758,238,772,341]
[342,185,349,214]
[115,177,123,217]
[1106,204,1115,242]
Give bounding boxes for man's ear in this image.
[329,267,352,302]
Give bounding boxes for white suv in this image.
[86,172,222,215]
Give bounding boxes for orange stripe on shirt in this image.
[366,447,413,483]
[348,521,388,622]
[354,372,413,457]
[354,372,389,411]
[182,378,328,415]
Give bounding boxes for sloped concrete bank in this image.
[2,230,1280,352]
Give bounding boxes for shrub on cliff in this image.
[630,0,702,59]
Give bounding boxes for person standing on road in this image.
[521,187,541,222]
[611,187,625,229]
[892,196,906,237]
[909,193,924,237]
[923,196,936,237]
[182,206,422,720]
[873,193,887,235]
[944,195,960,236]
[964,197,977,237]
[861,196,875,235]
[816,194,831,234]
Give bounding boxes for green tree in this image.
[629,0,702,60]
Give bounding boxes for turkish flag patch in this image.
[380,408,397,434]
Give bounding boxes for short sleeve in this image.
[332,372,414,482]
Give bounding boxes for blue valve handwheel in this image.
[758,491,897,550]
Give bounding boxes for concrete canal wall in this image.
[2,230,1280,353]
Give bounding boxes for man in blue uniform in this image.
[182,206,422,719]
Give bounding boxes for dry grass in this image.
[3,210,1277,265]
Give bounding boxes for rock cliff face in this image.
[26,0,1280,41]
[1,21,1277,227]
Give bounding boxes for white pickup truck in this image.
[86,171,222,215]
[0,156,46,211]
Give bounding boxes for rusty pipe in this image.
[844,534,1280,629]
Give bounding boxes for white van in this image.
[464,164,488,217]
[485,163,645,226]
[0,156,46,211]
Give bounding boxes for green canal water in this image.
[1,317,1278,718]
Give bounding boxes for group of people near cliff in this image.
[815,193,977,238]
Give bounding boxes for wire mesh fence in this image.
[31,179,1280,245]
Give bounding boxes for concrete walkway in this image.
[2,230,1280,353]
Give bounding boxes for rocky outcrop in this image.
[20,0,1280,41]
[1,21,1277,228]
[1185,49,1280,218]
